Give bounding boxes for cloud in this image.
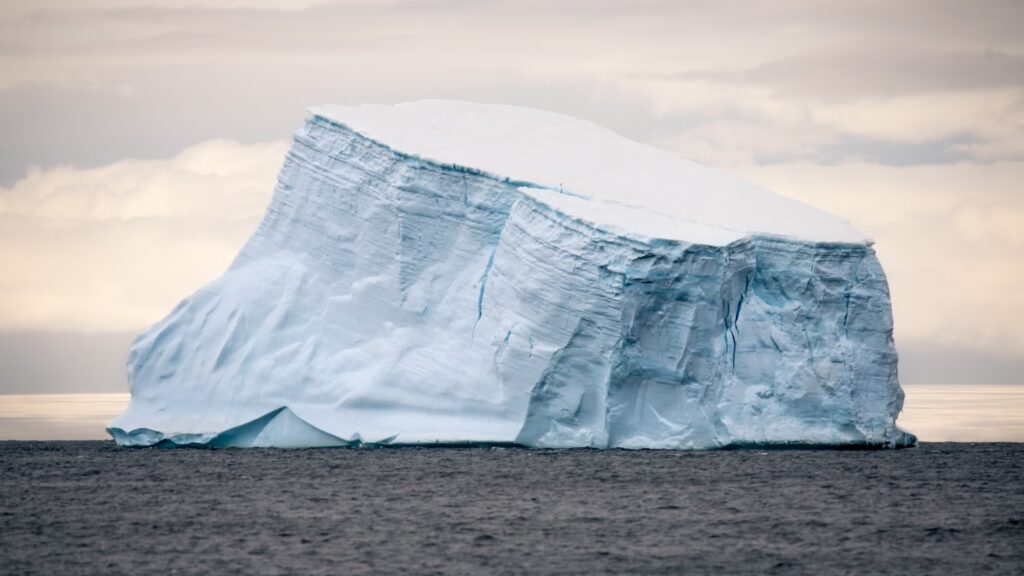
[810,89,1024,146]
[1,0,1022,181]
[0,139,286,332]
[0,331,134,394]
[670,49,1024,100]
[1,0,332,17]
[0,0,1023,384]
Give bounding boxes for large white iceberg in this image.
[109,100,914,449]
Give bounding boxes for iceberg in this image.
[109,100,915,449]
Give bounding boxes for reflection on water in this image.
[0,386,1021,441]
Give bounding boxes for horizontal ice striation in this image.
[109,100,914,448]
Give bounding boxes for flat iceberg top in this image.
[310,100,868,246]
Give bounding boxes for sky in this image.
[0,0,1023,392]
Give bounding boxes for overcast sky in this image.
[1,0,1023,391]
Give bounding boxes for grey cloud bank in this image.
[1,0,1022,180]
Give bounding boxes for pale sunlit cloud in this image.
[0,139,286,332]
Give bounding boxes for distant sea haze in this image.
[0,385,1021,442]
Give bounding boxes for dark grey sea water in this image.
[1,442,1021,575]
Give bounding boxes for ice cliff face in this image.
[109,100,914,448]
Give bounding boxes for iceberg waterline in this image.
[109,100,915,449]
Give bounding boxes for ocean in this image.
[0,441,1021,574]
[1,386,1022,573]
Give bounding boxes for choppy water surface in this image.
[0,442,1021,575]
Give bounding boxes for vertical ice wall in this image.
[109,103,913,448]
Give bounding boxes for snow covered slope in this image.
[109,100,914,448]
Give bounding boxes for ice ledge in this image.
[309,101,870,246]
[107,410,917,450]
[108,407,358,448]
